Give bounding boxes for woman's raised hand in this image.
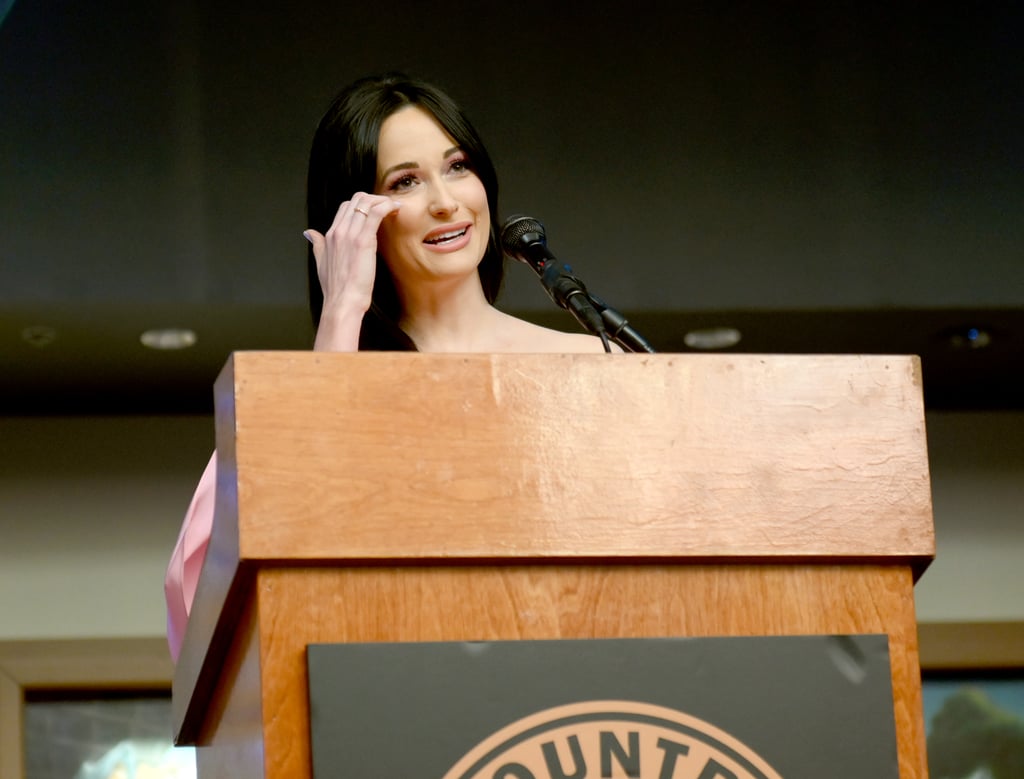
[304,194,401,351]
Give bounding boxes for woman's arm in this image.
[163,194,399,660]
[307,194,402,351]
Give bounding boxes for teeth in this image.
[426,228,467,244]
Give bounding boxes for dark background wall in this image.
[0,1,1021,705]
[1,1,1021,411]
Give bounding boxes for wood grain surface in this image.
[225,352,933,563]
[235,564,923,777]
[175,353,935,778]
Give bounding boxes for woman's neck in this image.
[397,274,502,352]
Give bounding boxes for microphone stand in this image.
[539,261,611,350]
[540,261,656,353]
[586,294,657,353]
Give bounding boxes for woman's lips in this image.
[423,223,472,252]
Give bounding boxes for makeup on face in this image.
[373,106,491,285]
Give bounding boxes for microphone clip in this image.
[539,260,606,339]
[499,214,656,353]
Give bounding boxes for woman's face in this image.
[374,105,490,293]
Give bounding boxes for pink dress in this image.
[164,452,217,662]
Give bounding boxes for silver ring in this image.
[353,206,369,217]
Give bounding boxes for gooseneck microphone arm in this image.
[538,257,609,346]
[499,216,608,345]
[499,215,656,354]
[586,294,657,354]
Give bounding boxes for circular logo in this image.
[443,700,783,779]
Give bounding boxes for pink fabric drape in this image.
[164,451,216,662]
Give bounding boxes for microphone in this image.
[499,215,606,338]
[500,215,554,275]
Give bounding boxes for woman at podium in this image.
[164,73,614,661]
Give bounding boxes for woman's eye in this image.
[389,174,418,192]
[448,157,472,174]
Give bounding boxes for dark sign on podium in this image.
[307,634,898,778]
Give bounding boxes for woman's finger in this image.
[305,195,400,299]
[303,228,326,278]
[347,194,402,229]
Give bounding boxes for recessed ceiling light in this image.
[684,327,742,350]
[21,325,58,348]
[140,328,197,350]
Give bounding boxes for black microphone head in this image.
[500,214,547,259]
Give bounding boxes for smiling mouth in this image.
[424,227,468,245]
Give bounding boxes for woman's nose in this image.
[429,181,459,217]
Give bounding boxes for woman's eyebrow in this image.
[381,160,417,178]
[381,146,462,179]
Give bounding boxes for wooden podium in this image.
[172,352,935,777]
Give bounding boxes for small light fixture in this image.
[948,326,991,350]
[684,327,742,350]
[140,328,197,350]
[21,325,58,348]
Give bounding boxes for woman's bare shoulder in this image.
[496,313,620,353]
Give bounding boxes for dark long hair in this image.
[306,73,504,350]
